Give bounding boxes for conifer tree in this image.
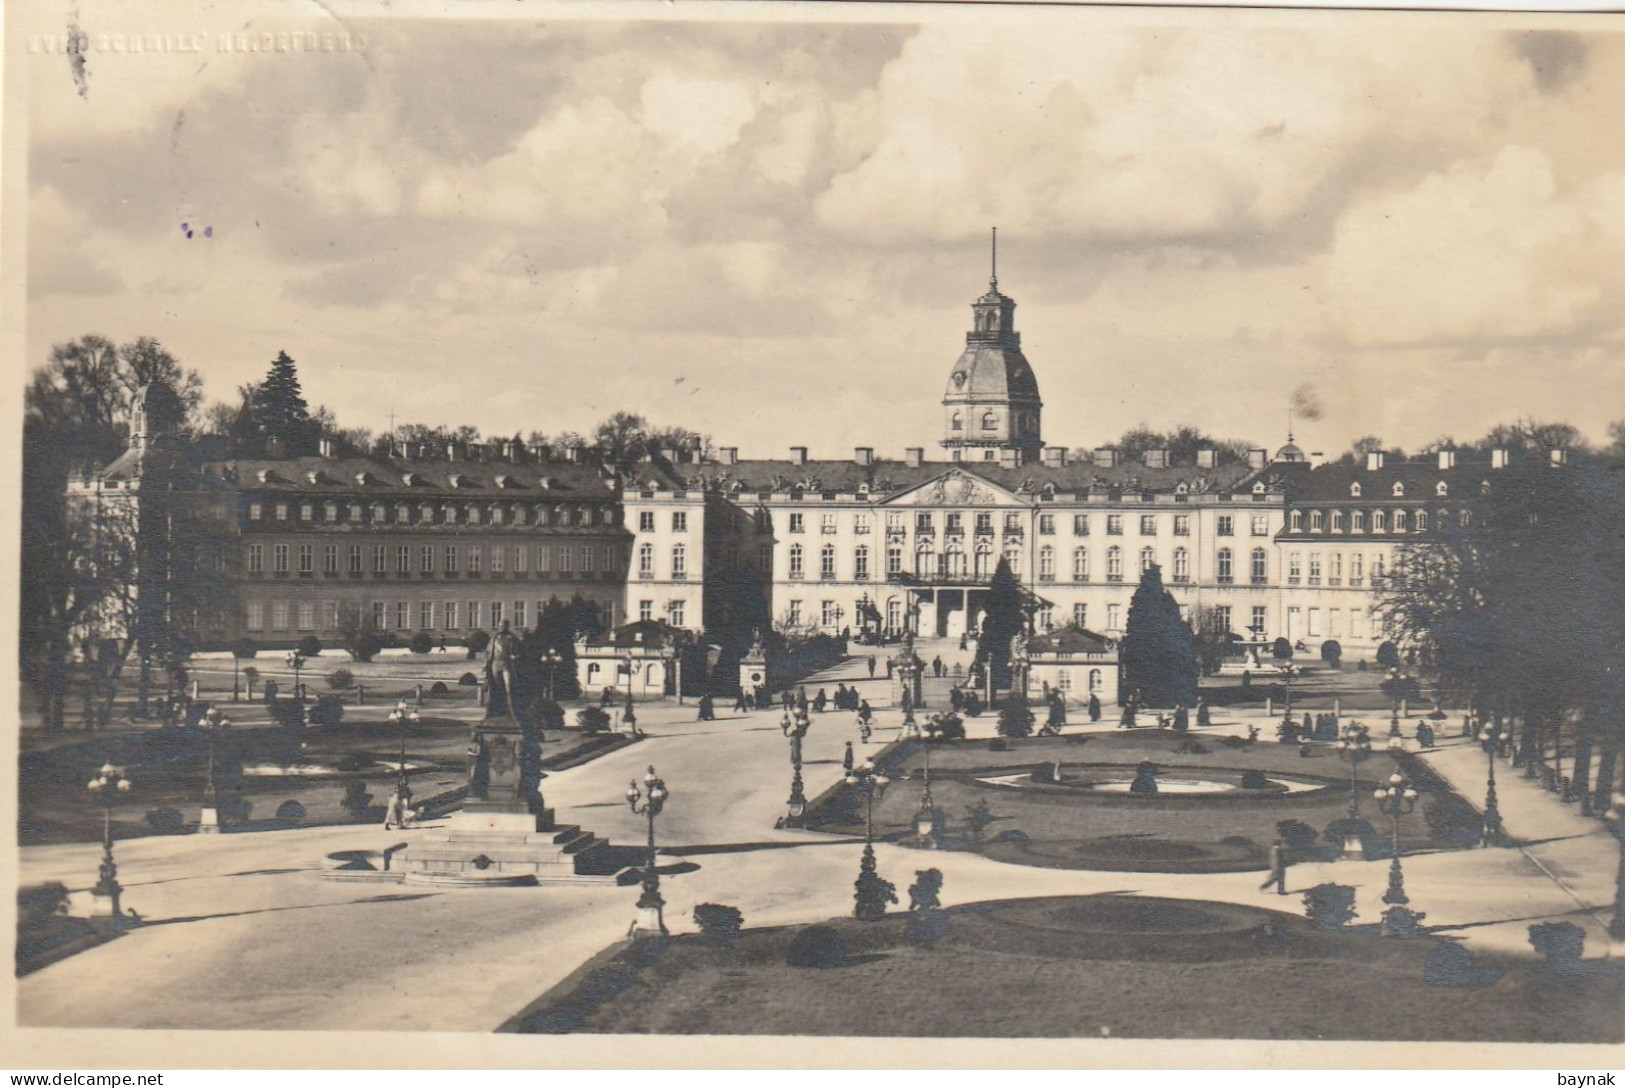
[1118,562,1198,707]
[972,558,1024,691]
[249,351,319,454]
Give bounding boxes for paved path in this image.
[17,665,1623,1032]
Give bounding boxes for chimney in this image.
[318,437,337,459]
[1247,448,1267,469]
[720,447,739,466]
[1196,448,1216,469]
[1437,449,1456,470]
[790,446,809,465]
[999,448,1018,469]
[1491,448,1509,469]
[1550,447,1569,466]
[1093,447,1119,468]
[905,448,924,469]
[1366,451,1385,471]
[1041,447,1064,467]
[854,447,874,467]
[1144,449,1168,469]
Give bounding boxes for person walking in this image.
[733,688,749,714]
[813,688,828,713]
[1088,693,1102,723]
[867,655,876,679]
[933,656,944,678]
[1260,837,1289,895]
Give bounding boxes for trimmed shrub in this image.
[906,869,949,947]
[268,698,306,730]
[1529,921,1586,965]
[786,925,848,968]
[275,800,307,823]
[693,903,745,944]
[231,638,258,660]
[466,631,491,657]
[409,631,434,655]
[145,807,186,835]
[1240,770,1270,790]
[458,672,479,686]
[296,636,322,658]
[1320,640,1342,668]
[1376,641,1401,668]
[429,680,450,694]
[308,694,345,726]
[997,701,1036,739]
[348,632,385,663]
[1276,819,1319,859]
[18,882,71,928]
[326,668,355,691]
[576,706,611,733]
[1302,883,1358,930]
[528,698,566,731]
[1272,637,1294,661]
[964,799,994,841]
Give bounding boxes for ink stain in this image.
[67,18,89,99]
[180,221,214,240]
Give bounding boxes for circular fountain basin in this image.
[976,769,1330,797]
[241,758,435,778]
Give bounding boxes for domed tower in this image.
[129,380,184,453]
[941,230,1042,462]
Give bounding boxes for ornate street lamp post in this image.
[1335,722,1372,858]
[1480,721,1507,847]
[542,648,563,702]
[1281,663,1299,718]
[388,699,420,808]
[782,708,811,827]
[913,747,941,849]
[286,650,305,703]
[198,706,231,833]
[626,765,670,938]
[846,756,892,920]
[1388,700,1403,742]
[87,762,133,924]
[1374,770,1424,937]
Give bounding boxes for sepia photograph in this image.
[5,0,1625,1069]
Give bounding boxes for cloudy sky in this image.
[19,1,1625,458]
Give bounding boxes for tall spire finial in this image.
[990,226,998,291]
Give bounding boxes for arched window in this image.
[1139,546,1155,573]
[982,411,998,431]
[1352,510,1365,532]
[788,544,804,578]
[1392,482,1406,497]
[395,503,409,522]
[1415,510,1429,532]
[419,503,434,523]
[1436,481,1449,497]
[915,543,933,576]
[466,504,481,525]
[1330,510,1343,532]
[1310,510,1324,532]
[1350,482,1363,498]
[1089,668,1103,693]
[1251,547,1268,584]
[946,541,965,577]
[1373,510,1387,533]
[490,505,505,525]
[1173,547,1190,582]
[1290,510,1304,532]
[820,544,836,580]
[1393,510,1408,533]
[1038,546,1055,581]
[535,505,550,526]
[1072,547,1089,582]
[1107,546,1123,582]
[1330,553,1343,583]
[950,412,963,432]
[1216,547,1234,583]
[975,542,993,578]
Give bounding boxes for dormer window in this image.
[1435,481,1448,497]
[395,503,409,522]
[1350,482,1362,498]
[324,502,337,520]
[354,471,371,487]
[304,471,321,486]
[419,503,434,523]
[349,504,362,523]
[539,477,555,490]
[491,505,505,525]
[402,472,419,487]
[442,503,457,523]
[535,505,550,526]
[495,474,511,489]
[467,505,481,525]
[1289,510,1304,532]
[370,502,385,521]
[1481,480,1492,495]
[249,503,263,521]
[1252,481,1267,494]
[256,470,272,484]
[981,411,998,431]
[950,412,963,432]
[449,473,465,489]
[1175,482,1189,495]
[513,506,528,525]
[1392,482,1405,497]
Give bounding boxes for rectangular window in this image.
[468,546,482,574]
[787,600,802,627]
[1308,607,1322,638]
[1350,553,1365,586]
[887,547,902,576]
[246,602,264,630]
[298,544,313,574]
[249,503,263,521]
[323,601,339,630]
[669,600,685,627]
[513,600,527,628]
[789,513,805,534]
[1251,515,1270,537]
[349,545,363,574]
[559,546,573,573]
[916,512,933,533]
[419,601,434,630]
[419,546,433,574]
[1073,603,1088,628]
[1213,605,1232,634]
[445,601,459,629]
[397,545,411,573]
[1005,512,1022,532]
[349,504,362,524]
[1039,513,1055,535]
[372,545,386,574]
[639,600,654,622]
[444,546,458,574]
[324,545,338,574]
[946,513,962,534]
[537,545,552,573]
[581,546,594,574]
[276,504,289,521]
[821,600,838,628]
[1251,606,1268,638]
[639,511,655,532]
[1308,554,1322,585]
[272,602,289,630]
[1329,608,1342,637]
[516,546,528,573]
[491,546,504,573]
[248,544,264,573]
[300,503,313,522]
[603,545,615,573]
[1073,514,1089,536]
[673,511,688,532]
[1107,603,1121,630]
[1217,516,1234,537]
[373,601,386,629]
[854,548,870,580]
[297,602,314,630]
[1107,515,1123,535]
[491,602,504,628]
[886,512,905,532]
[273,544,290,573]
[1289,553,1302,584]
[855,514,871,535]
[396,601,409,630]
[1139,515,1157,536]
[468,601,481,629]
[1173,515,1190,537]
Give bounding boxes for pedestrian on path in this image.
[867,656,876,679]
[1259,837,1289,895]
[733,689,749,714]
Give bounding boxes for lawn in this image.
[808,733,1477,873]
[509,895,1625,1041]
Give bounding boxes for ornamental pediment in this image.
[880,470,1026,508]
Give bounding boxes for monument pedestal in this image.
[403,801,615,885]
[197,806,221,833]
